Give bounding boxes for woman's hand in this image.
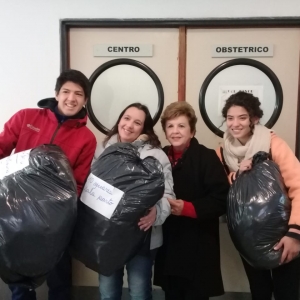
[274,235,300,264]
[138,206,156,231]
[168,198,184,216]
[239,159,252,173]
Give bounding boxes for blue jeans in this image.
[99,254,153,300]
[9,251,72,300]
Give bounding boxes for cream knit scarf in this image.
[223,124,272,172]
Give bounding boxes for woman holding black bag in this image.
[217,91,300,300]
[94,102,175,300]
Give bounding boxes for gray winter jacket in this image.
[94,134,175,249]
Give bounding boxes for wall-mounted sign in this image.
[212,44,273,57]
[93,44,153,57]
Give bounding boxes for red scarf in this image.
[168,142,190,168]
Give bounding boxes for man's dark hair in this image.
[55,69,91,99]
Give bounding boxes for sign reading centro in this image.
[212,44,273,57]
[94,44,153,57]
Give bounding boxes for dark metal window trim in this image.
[87,58,164,134]
[199,58,283,137]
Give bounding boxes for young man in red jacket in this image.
[5,69,97,300]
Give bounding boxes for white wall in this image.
[0,0,300,126]
[0,0,300,297]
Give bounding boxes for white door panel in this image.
[186,27,300,292]
[69,27,179,286]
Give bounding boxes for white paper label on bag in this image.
[80,173,124,219]
[0,149,31,179]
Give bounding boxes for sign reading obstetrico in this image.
[212,45,273,57]
[94,44,153,57]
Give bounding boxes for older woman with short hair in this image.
[154,101,229,300]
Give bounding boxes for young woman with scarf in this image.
[216,91,300,300]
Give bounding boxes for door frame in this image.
[60,17,300,157]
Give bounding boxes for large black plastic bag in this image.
[0,145,77,288]
[71,142,164,276]
[227,151,291,269]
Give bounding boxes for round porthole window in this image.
[199,58,283,137]
[87,58,164,134]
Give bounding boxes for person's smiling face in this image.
[165,115,194,151]
[118,107,146,143]
[55,81,87,116]
[226,105,258,144]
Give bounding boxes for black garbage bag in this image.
[70,142,164,276]
[227,151,291,269]
[0,145,77,288]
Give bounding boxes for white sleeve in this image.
[152,150,175,226]
[93,143,105,164]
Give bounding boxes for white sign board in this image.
[94,44,153,57]
[0,149,31,179]
[212,44,273,57]
[218,85,264,116]
[81,173,124,219]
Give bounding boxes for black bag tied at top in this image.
[0,145,77,288]
[227,151,291,269]
[71,142,165,276]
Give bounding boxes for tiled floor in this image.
[0,281,252,300]
[72,287,252,300]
